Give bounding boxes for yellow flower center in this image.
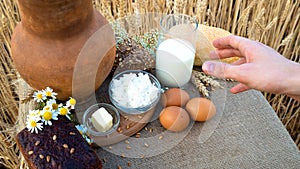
[60,108,68,116]
[46,91,52,97]
[43,111,52,121]
[30,120,37,127]
[70,98,76,105]
[44,106,51,111]
[52,104,58,110]
[37,93,43,99]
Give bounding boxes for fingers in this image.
[217,48,242,58]
[202,61,251,94]
[202,61,238,79]
[209,49,243,60]
[230,83,250,94]
[212,35,253,55]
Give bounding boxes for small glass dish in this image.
[108,70,161,115]
[83,103,120,136]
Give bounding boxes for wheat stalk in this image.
[100,0,115,22]
[118,0,127,18]
[166,0,173,13]
[196,0,207,24]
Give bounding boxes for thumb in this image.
[202,61,236,79]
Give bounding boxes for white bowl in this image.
[108,70,161,115]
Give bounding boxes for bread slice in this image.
[16,116,101,169]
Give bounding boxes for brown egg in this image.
[161,88,190,107]
[185,97,216,122]
[159,106,190,132]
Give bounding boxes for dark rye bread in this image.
[16,116,101,169]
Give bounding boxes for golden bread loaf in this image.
[195,24,239,66]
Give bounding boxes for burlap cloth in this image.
[95,82,300,169]
[18,80,300,168]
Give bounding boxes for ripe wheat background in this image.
[0,0,299,168]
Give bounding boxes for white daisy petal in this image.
[43,105,52,111]
[58,107,71,117]
[26,118,43,133]
[27,110,41,121]
[46,99,59,110]
[43,87,57,99]
[33,91,46,103]
[41,110,56,126]
[66,97,76,109]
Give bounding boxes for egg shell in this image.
[161,88,190,107]
[185,97,216,122]
[159,106,190,132]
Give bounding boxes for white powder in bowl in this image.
[110,72,159,108]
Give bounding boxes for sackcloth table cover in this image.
[17,76,300,169]
[95,82,300,169]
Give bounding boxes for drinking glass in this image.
[156,14,198,87]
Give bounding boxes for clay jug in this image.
[11,0,116,101]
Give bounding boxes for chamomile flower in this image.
[27,110,40,120]
[41,110,58,126]
[43,87,57,99]
[36,110,42,116]
[26,87,80,134]
[43,105,52,111]
[26,117,43,134]
[59,106,71,119]
[66,97,76,109]
[33,90,45,103]
[47,99,59,111]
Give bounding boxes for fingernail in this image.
[203,62,215,74]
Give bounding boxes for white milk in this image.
[156,38,195,87]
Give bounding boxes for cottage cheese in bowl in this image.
[109,70,161,114]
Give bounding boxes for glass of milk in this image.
[156,14,198,87]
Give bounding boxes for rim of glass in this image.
[83,103,120,136]
[159,14,199,37]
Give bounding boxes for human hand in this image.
[202,35,300,100]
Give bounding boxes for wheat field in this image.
[0,0,299,168]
